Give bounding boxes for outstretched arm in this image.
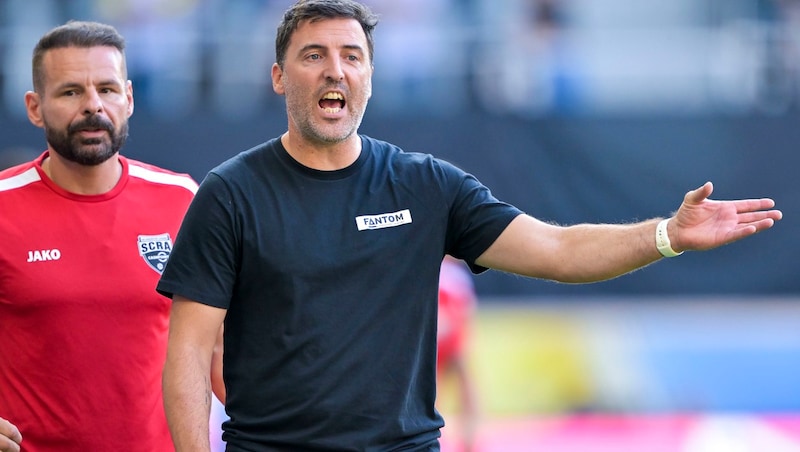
[476,182,782,283]
[163,296,227,452]
[0,417,22,452]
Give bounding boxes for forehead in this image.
[41,46,125,86]
[289,17,368,52]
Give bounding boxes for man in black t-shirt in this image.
[156,1,782,451]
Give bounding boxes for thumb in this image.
[685,181,713,205]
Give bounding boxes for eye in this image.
[308,54,321,61]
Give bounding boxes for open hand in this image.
[670,182,782,252]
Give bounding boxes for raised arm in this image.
[163,296,227,452]
[476,182,782,283]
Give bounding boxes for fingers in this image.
[0,440,21,452]
[686,182,781,220]
[723,217,777,244]
[732,198,778,214]
[736,209,782,224]
[744,217,777,233]
[732,199,782,230]
[0,417,22,452]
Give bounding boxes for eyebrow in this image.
[73,77,120,86]
[53,78,122,92]
[298,43,365,55]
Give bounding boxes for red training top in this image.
[0,152,197,452]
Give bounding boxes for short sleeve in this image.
[443,163,523,273]
[157,172,240,308]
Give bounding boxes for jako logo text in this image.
[27,249,61,262]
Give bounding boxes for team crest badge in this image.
[138,233,173,274]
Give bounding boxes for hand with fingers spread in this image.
[0,417,22,452]
[669,182,783,253]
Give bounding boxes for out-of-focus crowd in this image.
[2,0,800,119]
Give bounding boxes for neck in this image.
[42,152,122,195]
[280,132,361,171]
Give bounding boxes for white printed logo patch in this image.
[138,233,173,274]
[355,209,412,231]
[26,249,61,262]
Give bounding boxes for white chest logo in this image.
[355,209,413,231]
[26,249,61,262]
[138,233,173,274]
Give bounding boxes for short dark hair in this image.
[275,0,379,68]
[32,21,127,93]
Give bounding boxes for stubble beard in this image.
[286,83,368,146]
[45,115,128,166]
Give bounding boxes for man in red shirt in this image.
[0,21,197,452]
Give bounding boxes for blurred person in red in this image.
[437,256,480,452]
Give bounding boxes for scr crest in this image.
[138,233,173,274]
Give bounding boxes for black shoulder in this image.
[361,134,455,171]
[210,138,280,178]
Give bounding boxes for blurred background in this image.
[1,0,799,450]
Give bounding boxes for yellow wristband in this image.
[656,218,683,258]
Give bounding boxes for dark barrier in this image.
[2,110,797,296]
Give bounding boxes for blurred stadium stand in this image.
[3,0,800,117]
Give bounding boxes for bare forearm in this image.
[477,215,663,283]
[550,219,662,282]
[163,298,227,451]
[163,351,213,451]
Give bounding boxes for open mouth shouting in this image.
[319,91,345,114]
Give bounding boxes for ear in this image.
[126,80,134,117]
[367,64,373,100]
[271,63,285,95]
[24,91,44,128]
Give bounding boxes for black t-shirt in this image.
[157,135,522,451]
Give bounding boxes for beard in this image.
[45,115,128,166]
[284,81,370,146]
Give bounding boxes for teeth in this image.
[322,92,343,100]
[323,107,341,114]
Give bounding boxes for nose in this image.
[324,58,344,82]
[82,90,104,115]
